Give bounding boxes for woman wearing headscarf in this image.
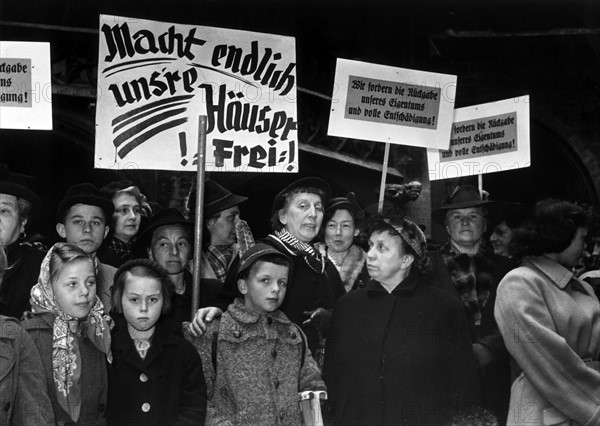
[315,192,369,292]
[323,216,481,425]
[98,181,151,268]
[0,164,45,318]
[265,177,345,358]
[495,199,600,425]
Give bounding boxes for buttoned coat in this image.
[0,315,54,426]
[495,256,600,426]
[107,322,207,426]
[323,274,481,426]
[22,312,108,426]
[189,299,325,426]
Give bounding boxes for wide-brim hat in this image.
[0,164,42,213]
[432,185,495,225]
[56,183,114,222]
[236,242,291,279]
[204,180,248,217]
[271,177,331,216]
[137,208,194,248]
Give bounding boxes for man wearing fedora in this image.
[201,180,248,283]
[0,164,45,318]
[428,185,513,423]
[56,183,117,311]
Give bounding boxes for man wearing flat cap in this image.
[201,180,248,283]
[0,164,45,318]
[427,185,513,423]
[56,183,117,310]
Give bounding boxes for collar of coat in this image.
[227,298,292,326]
[524,255,575,290]
[366,271,421,296]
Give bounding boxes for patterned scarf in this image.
[30,244,112,422]
[441,242,492,327]
[206,244,234,283]
[107,234,136,260]
[274,229,325,274]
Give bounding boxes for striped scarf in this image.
[274,229,325,274]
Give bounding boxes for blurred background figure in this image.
[316,192,369,292]
[489,202,530,260]
[99,181,151,268]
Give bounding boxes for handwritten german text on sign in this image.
[328,59,456,149]
[0,42,52,130]
[427,97,530,180]
[95,15,298,172]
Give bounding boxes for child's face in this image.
[52,259,97,319]
[121,274,163,337]
[238,261,288,314]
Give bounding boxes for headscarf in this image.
[30,243,112,422]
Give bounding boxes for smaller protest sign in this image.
[0,41,52,130]
[328,58,457,150]
[427,96,530,180]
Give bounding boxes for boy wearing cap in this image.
[55,183,116,310]
[189,243,325,426]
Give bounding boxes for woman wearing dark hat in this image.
[97,181,151,268]
[0,164,45,318]
[200,180,248,283]
[428,185,513,424]
[265,177,344,358]
[323,216,481,425]
[315,193,369,292]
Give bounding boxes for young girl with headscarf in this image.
[22,242,112,425]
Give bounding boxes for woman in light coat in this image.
[495,199,600,425]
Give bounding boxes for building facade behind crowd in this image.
[4,163,600,425]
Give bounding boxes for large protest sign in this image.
[328,58,457,150]
[427,96,530,180]
[0,41,52,130]
[95,15,298,172]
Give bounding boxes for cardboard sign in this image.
[427,96,530,180]
[0,41,52,130]
[328,58,457,150]
[95,15,298,172]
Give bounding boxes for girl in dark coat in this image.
[107,259,206,426]
[323,216,481,426]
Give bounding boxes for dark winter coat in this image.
[107,323,207,426]
[22,312,108,426]
[0,242,44,319]
[323,273,481,426]
[427,249,513,423]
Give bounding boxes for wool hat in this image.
[0,164,42,213]
[236,242,291,279]
[56,183,114,222]
[432,185,495,225]
[271,177,331,216]
[137,208,193,248]
[204,180,248,216]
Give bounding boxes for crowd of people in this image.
[1,163,600,426]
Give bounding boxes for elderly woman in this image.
[0,166,44,318]
[315,192,369,292]
[323,216,481,425]
[265,177,344,357]
[98,181,149,268]
[495,199,600,425]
